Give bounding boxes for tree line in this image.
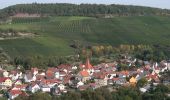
[14,84,170,100]
[0,3,170,20]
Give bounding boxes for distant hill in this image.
[0,3,170,20]
[0,16,170,58]
[0,3,170,58]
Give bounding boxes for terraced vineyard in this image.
[0,16,170,58]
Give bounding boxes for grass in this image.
[0,16,170,58]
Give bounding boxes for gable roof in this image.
[9,90,22,95]
[14,84,28,89]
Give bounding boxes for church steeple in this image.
[85,58,93,69]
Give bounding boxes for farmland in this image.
[0,16,170,58]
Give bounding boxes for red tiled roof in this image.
[14,84,28,89]
[36,75,45,80]
[47,68,57,72]
[80,70,89,77]
[146,74,158,80]
[46,70,54,77]
[9,90,22,95]
[112,78,120,81]
[46,79,60,84]
[121,71,129,75]
[93,72,106,79]
[0,77,11,82]
[41,79,61,85]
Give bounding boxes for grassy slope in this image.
[0,16,170,58]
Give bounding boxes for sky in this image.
[1,0,170,9]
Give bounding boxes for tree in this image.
[29,92,52,100]
[14,95,29,100]
[154,84,169,93]
[60,91,81,100]
[136,78,148,88]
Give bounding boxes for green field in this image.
[0,16,170,58]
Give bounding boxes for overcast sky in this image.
[1,0,170,9]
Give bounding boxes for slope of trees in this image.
[0,3,170,19]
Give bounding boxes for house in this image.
[31,68,39,75]
[58,84,66,91]
[78,85,89,91]
[59,71,67,80]
[0,77,12,87]
[54,71,60,79]
[114,78,126,85]
[118,71,129,78]
[28,83,40,93]
[24,71,36,82]
[88,83,96,90]
[8,90,22,99]
[139,84,150,93]
[95,76,108,88]
[79,70,90,82]
[76,81,84,88]
[72,66,77,70]
[14,80,22,85]
[106,72,117,79]
[36,75,45,81]
[9,70,23,81]
[40,79,59,88]
[51,87,61,95]
[46,70,55,79]
[129,77,137,85]
[12,84,28,91]
[3,70,9,77]
[41,85,51,92]
[146,74,158,82]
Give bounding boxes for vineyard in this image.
[12,17,50,24]
[0,16,170,58]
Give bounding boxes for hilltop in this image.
[0,3,170,20]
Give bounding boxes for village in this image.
[0,57,170,99]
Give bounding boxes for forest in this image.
[0,3,170,20]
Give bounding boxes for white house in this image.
[3,71,9,77]
[77,81,84,88]
[55,72,60,79]
[58,84,66,91]
[31,68,39,75]
[12,84,28,91]
[72,66,77,70]
[24,72,36,82]
[29,83,40,93]
[41,85,51,92]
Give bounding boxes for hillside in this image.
[0,3,170,20]
[0,16,170,58]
